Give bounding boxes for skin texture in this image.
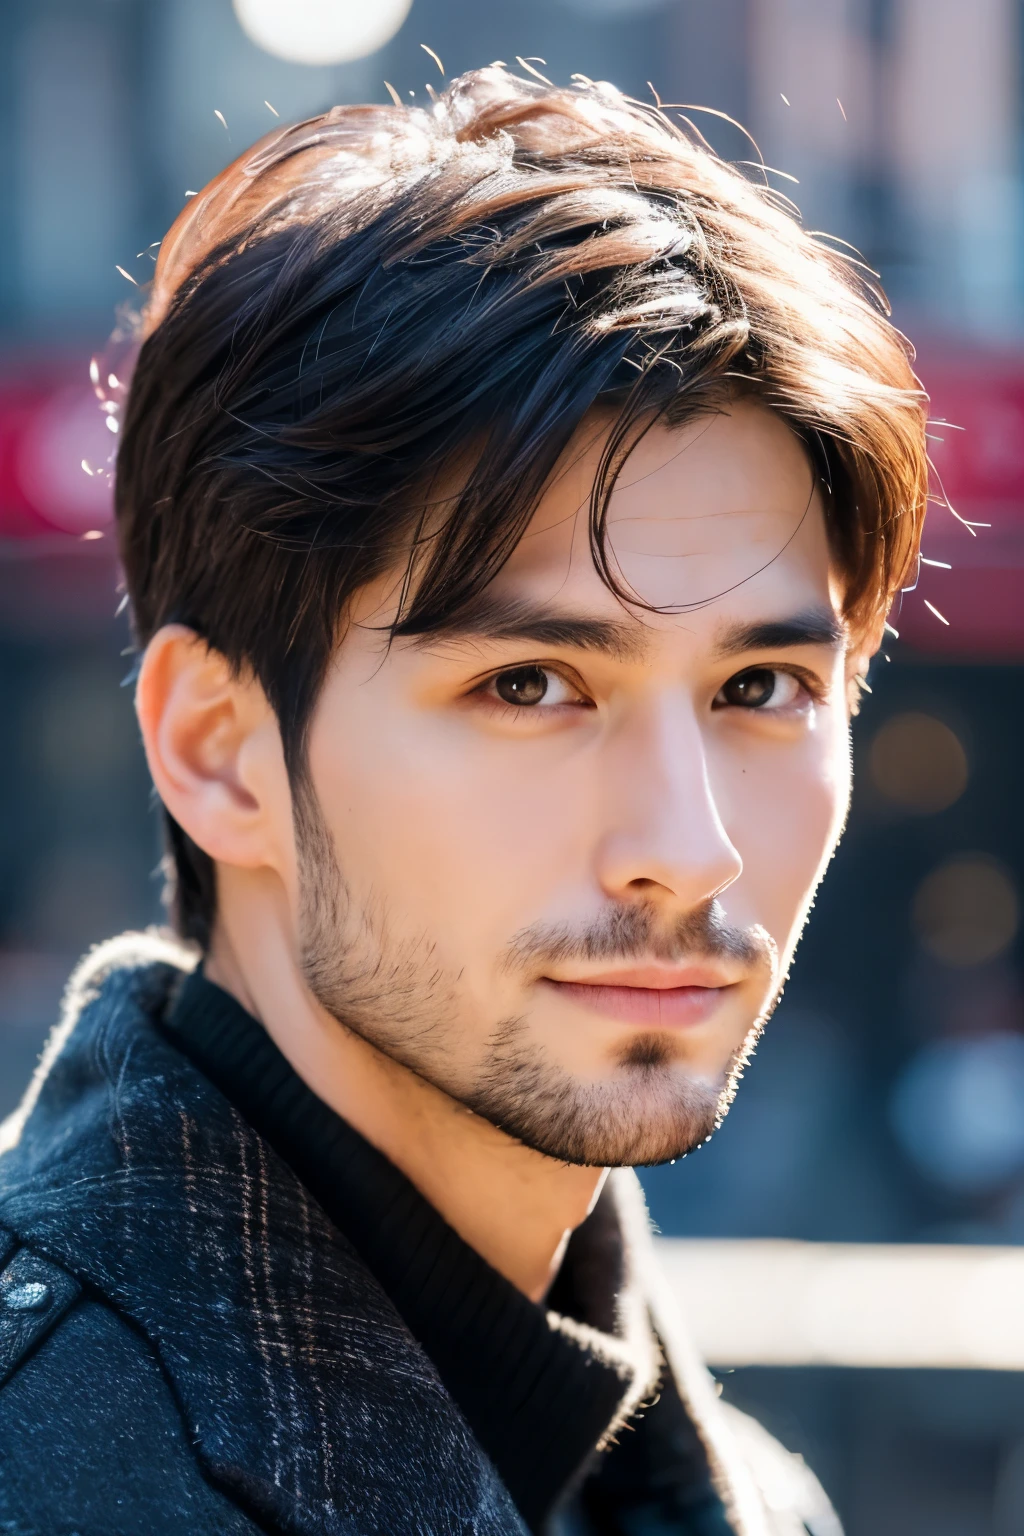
[137,400,865,1301]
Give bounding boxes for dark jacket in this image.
[0,932,839,1535]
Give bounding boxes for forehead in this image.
[493,398,837,636]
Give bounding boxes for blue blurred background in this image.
[1,2,1023,1531]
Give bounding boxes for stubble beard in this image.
[294,782,778,1168]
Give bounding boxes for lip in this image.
[552,964,734,991]
[541,976,736,1028]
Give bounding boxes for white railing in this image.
[657,1238,1024,1370]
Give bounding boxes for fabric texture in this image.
[0,931,840,1536]
[0,1293,259,1535]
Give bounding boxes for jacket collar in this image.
[0,932,525,1535]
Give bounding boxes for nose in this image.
[594,693,742,912]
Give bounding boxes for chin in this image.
[467,1035,733,1168]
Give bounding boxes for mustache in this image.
[503,899,775,973]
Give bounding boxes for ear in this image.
[135,625,289,872]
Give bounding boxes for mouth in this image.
[540,965,740,1028]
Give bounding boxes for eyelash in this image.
[711,665,822,713]
[475,664,589,713]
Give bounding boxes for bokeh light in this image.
[232,0,413,65]
[913,854,1019,967]
[890,1033,1024,1193]
[868,711,969,813]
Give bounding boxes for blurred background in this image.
[0,1,1022,1531]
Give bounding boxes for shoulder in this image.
[0,1236,257,1536]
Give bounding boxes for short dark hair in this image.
[114,67,929,947]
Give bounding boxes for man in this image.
[0,67,926,1535]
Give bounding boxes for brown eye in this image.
[718,668,781,709]
[494,665,549,706]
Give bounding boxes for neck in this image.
[205,868,606,1302]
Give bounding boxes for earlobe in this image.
[136,625,286,871]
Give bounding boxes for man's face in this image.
[291,400,856,1166]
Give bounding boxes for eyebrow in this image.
[411,594,650,661]
[712,606,848,658]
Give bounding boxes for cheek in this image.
[306,692,582,958]
[719,715,851,944]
